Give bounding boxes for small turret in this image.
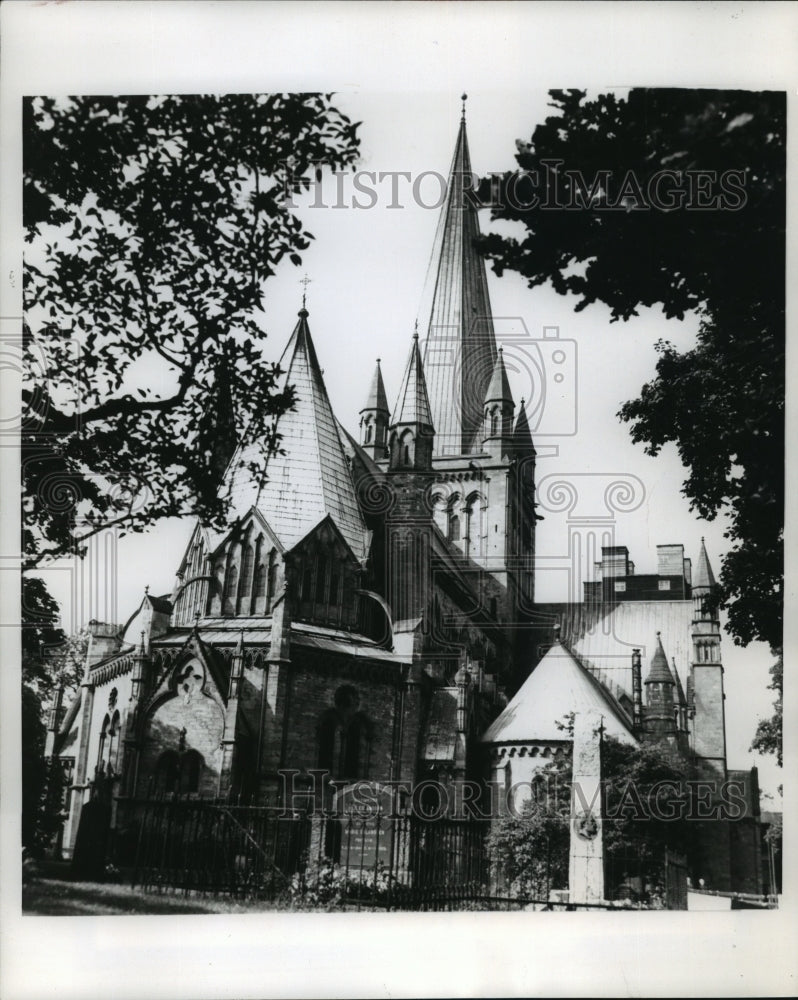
[513,398,536,457]
[643,633,677,740]
[482,347,514,454]
[359,358,390,461]
[388,327,435,471]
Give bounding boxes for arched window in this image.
[343,713,371,781]
[315,554,327,604]
[329,564,340,608]
[318,710,343,775]
[399,429,413,467]
[364,420,373,444]
[179,750,202,794]
[447,495,461,542]
[240,544,255,599]
[224,562,238,610]
[97,714,110,770]
[464,499,475,556]
[301,562,313,601]
[154,751,179,794]
[106,710,121,773]
[253,559,266,600]
[490,407,499,436]
[266,550,277,611]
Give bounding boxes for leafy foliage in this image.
[478,88,784,649]
[751,652,782,767]
[23,93,361,568]
[487,729,689,902]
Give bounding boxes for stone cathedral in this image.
[46,106,764,894]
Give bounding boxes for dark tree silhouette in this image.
[23,93,360,568]
[478,88,784,651]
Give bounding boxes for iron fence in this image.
[123,793,686,910]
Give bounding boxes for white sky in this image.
[2,4,795,997]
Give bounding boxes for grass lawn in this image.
[22,875,281,916]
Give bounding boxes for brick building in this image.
[46,104,763,894]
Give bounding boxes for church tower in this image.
[690,538,727,776]
[386,328,436,623]
[414,97,537,632]
[359,358,390,462]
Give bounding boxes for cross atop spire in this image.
[461,92,467,121]
[299,274,312,309]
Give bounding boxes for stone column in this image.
[568,709,605,905]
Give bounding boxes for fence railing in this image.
[123,793,687,910]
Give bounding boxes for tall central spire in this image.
[420,101,498,456]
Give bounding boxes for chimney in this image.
[601,546,629,579]
[656,544,684,577]
[631,648,643,733]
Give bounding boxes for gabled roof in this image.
[481,639,636,745]
[361,359,389,415]
[420,111,498,455]
[485,348,513,405]
[693,537,716,593]
[224,308,368,562]
[391,331,434,430]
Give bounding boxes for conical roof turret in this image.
[361,358,389,415]
[391,328,434,430]
[645,633,675,685]
[485,347,513,405]
[223,305,368,560]
[693,537,716,594]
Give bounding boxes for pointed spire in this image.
[484,347,513,405]
[223,305,368,560]
[391,327,434,430]
[420,103,497,456]
[645,633,675,685]
[361,358,389,415]
[513,398,536,454]
[693,537,716,593]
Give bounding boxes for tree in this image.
[487,724,689,904]
[23,93,361,569]
[751,652,782,768]
[478,88,784,650]
[21,576,66,853]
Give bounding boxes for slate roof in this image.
[420,114,498,456]
[224,308,368,561]
[391,332,434,429]
[481,639,636,744]
[534,600,693,708]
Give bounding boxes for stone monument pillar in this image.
[568,709,605,905]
